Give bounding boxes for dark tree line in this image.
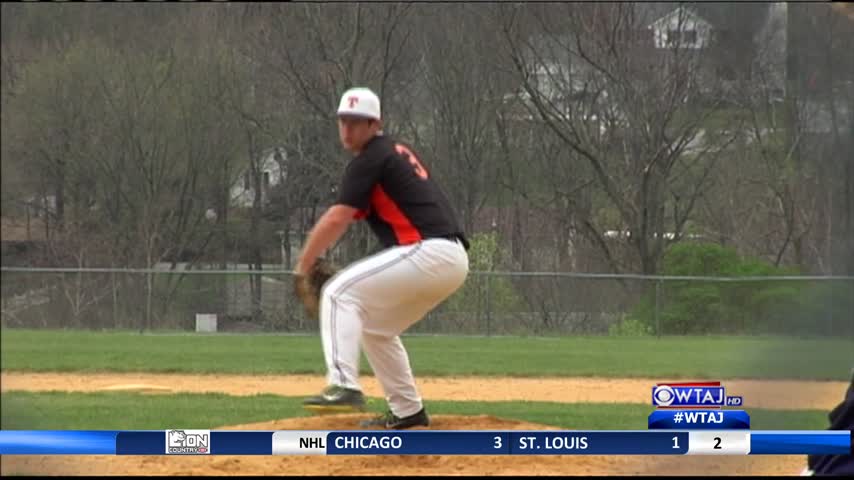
[2,2,852,278]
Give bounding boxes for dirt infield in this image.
[1,414,807,476]
[1,372,848,410]
[2,372,840,476]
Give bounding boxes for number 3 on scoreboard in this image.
[494,436,502,449]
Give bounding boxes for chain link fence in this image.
[1,267,852,337]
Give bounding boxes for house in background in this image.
[648,6,713,50]
[511,4,786,103]
[506,5,720,122]
[229,147,288,209]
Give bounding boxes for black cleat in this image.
[302,385,366,414]
[359,408,430,430]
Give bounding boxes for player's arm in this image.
[295,205,357,276]
[295,154,383,276]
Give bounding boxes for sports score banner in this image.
[0,430,850,456]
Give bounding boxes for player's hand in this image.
[293,257,339,320]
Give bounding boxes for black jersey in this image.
[806,370,854,476]
[335,135,468,250]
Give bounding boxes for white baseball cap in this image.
[337,87,381,120]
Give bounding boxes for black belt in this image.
[435,234,470,251]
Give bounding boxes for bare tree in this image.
[496,4,740,274]
[732,3,854,273]
[245,4,419,264]
[806,4,854,275]
[417,5,508,234]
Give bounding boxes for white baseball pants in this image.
[319,238,469,417]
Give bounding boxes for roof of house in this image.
[525,3,774,46]
[647,5,712,30]
[641,3,774,35]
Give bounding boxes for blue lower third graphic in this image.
[750,431,852,455]
[648,410,750,430]
[0,431,118,454]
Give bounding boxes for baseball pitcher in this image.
[295,87,470,429]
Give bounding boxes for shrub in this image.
[442,232,524,319]
[608,316,654,336]
[625,243,847,335]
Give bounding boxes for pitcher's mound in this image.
[225,413,559,431]
[0,414,806,476]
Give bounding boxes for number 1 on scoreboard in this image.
[673,436,680,449]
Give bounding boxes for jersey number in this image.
[395,144,428,180]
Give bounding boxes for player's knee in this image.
[321,282,348,306]
[321,283,335,303]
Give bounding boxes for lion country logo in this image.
[166,429,210,454]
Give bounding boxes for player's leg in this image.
[357,238,469,427]
[360,295,440,408]
[360,331,426,423]
[372,238,469,335]
[320,287,364,390]
[302,285,367,413]
[302,246,411,412]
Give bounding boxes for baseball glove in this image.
[294,257,339,320]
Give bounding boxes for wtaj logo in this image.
[652,382,743,408]
[166,429,211,454]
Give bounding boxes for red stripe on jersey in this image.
[353,208,370,220]
[371,185,422,244]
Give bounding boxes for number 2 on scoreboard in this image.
[494,436,502,449]
[672,436,680,449]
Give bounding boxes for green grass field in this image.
[1,329,842,438]
[2,329,852,380]
[1,391,830,431]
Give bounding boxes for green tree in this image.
[442,232,524,334]
[625,243,836,335]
